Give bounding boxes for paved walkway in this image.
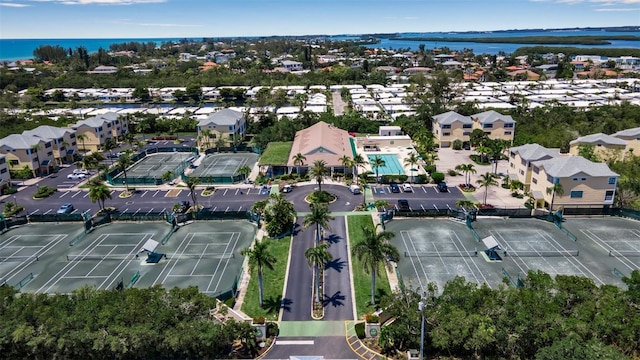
[345,321,386,360]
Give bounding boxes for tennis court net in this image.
[0,255,39,262]
[404,250,478,258]
[67,254,139,261]
[608,250,640,257]
[166,253,235,260]
[503,250,579,257]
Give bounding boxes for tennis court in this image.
[472,218,620,286]
[0,223,86,290]
[386,219,502,294]
[113,153,195,183]
[367,154,404,175]
[189,153,258,183]
[140,221,256,297]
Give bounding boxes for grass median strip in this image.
[241,236,291,321]
[347,215,391,319]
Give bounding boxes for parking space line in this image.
[422,186,427,193]
[224,206,229,212]
[30,209,40,215]
[122,208,128,213]
[153,190,160,197]
[433,187,439,193]
[59,191,69,198]
[223,189,228,196]
[141,191,148,198]
[83,192,89,198]
[110,191,116,195]
[238,206,243,211]
[246,189,251,194]
[71,191,82,198]
[420,204,426,211]
[235,189,239,195]
[133,209,141,215]
[146,208,154,215]
[160,207,166,214]
[71,209,78,214]
[212,207,217,211]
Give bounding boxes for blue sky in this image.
[0,0,638,39]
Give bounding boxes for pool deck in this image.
[360,145,428,178]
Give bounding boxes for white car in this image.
[282,185,292,193]
[73,169,89,175]
[401,183,413,192]
[67,173,87,180]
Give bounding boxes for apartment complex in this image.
[569,126,640,161]
[197,109,247,147]
[0,134,56,176]
[432,110,515,148]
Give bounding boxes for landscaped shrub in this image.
[424,165,436,174]
[365,313,380,323]
[33,186,57,199]
[453,139,463,150]
[3,202,24,217]
[431,172,445,184]
[2,187,17,195]
[448,169,458,176]
[416,174,429,184]
[470,154,490,165]
[308,190,336,203]
[380,174,409,184]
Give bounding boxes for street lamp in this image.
[418,298,425,360]
[13,195,17,206]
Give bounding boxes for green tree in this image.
[339,155,353,178]
[303,202,334,246]
[546,182,565,213]
[476,172,498,205]
[351,225,400,305]
[293,152,307,175]
[370,156,386,184]
[186,177,200,209]
[103,137,117,164]
[263,193,296,237]
[132,86,151,102]
[76,133,88,153]
[241,240,277,308]
[404,152,420,183]
[305,242,333,303]
[455,163,476,187]
[116,151,133,192]
[88,183,112,211]
[309,159,327,191]
[236,165,251,181]
[577,144,599,162]
[352,153,366,184]
[215,135,226,152]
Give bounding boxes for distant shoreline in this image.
[386,35,640,46]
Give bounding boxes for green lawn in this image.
[241,237,291,321]
[258,141,292,165]
[347,215,392,319]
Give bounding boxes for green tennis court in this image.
[191,153,258,178]
[114,153,195,181]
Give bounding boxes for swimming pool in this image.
[368,154,405,175]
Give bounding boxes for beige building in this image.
[197,109,247,148]
[432,111,473,148]
[508,144,562,190]
[287,121,352,174]
[529,156,618,210]
[470,110,516,143]
[100,112,129,139]
[0,134,56,176]
[612,127,640,157]
[23,126,78,165]
[70,116,115,151]
[0,155,10,190]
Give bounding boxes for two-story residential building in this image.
[96,112,128,139]
[569,133,627,161]
[0,155,11,190]
[196,109,247,148]
[432,111,473,148]
[508,144,561,191]
[529,156,618,210]
[612,127,640,156]
[0,134,56,176]
[70,116,115,151]
[281,60,303,72]
[22,126,77,165]
[470,110,516,144]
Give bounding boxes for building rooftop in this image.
[199,108,244,126]
[533,156,618,178]
[471,110,516,124]
[23,125,74,140]
[510,143,561,162]
[287,121,351,167]
[569,133,627,146]
[432,111,472,125]
[0,133,47,149]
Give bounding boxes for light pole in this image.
[13,196,17,206]
[419,298,425,360]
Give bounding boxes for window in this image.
[0,158,4,165]
[9,160,19,166]
[504,131,512,135]
[442,124,451,129]
[97,127,103,132]
[107,123,112,128]
[71,142,76,146]
[70,134,76,139]
[463,132,470,136]
[443,132,450,136]
[510,152,515,158]
[45,142,52,148]
[47,151,53,156]
[228,125,235,131]
[519,169,525,175]
[510,163,515,168]
[533,166,539,174]
[0,168,6,174]
[605,190,614,201]
[483,124,493,129]
[532,178,538,184]
[546,175,554,183]
[573,177,578,181]
[463,124,472,129]
[504,123,514,128]
[570,191,583,199]
[608,177,616,185]
[581,177,586,181]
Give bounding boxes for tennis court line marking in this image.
[400,231,430,290]
[154,232,197,285]
[536,230,604,285]
[1,234,68,283]
[206,232,240,293]
[449,231,491,288]
[581,229,640,271]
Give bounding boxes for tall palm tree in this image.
[339,155,353,178]
[137,120,150,141]
[88,183,112,211]
[185,177,200,209]
[29,144,42,177]
[351,225,400,305]
[488,139,507,174]
[293,152,306,176]
[305,242,333,303]
[241,240,277,308]
[476,172,499,205]
[455,199,477,210]
[352,154,366,184]
[116,151,134,192]
[76,133,88,153]
[403,152,420,183]
[359,172,372,206]
[476,145,491,164]
[236,165,251,181]
[370,156,386,184]
[200,129,212,149]
[309,160,327,191]
[455,163,476,188]
[215,135,227,153]
[103,138,117,165]
[546,182,565,214]
[303,202,334,246]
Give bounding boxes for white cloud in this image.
[595,6,640,10]
[0,2,31,6]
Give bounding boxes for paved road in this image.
[371,183,465,211]
[332,92,347,116]
[284,184,360,213]
[280,219,314,321]
[263,334,357,359]
[323,216,355,320]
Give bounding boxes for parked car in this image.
[282,184,292,193]
[73,169,89,175]
[67,173,87,180]
[437,182,448,192]
[175,200,190,213]
[348,184,361,194]
[57,203,74,215]
[390,183,400,193]
[402,183,413,192]
[397,199,410,212]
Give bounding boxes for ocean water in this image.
[1,30,639,61]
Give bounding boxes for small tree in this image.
[546,182,565,214]
[186,177,200,209]
[241,240,276,308]
[309,160,327,192]
[293,153,307,176]
[76,133,88,153]
[305,243,333,303]
[116,151,134,192]
[236,165,251,181]
[303,202,334,246]
[89,183,112,211]
[476,172,499,205]
[370,156,386,184]
[404,152,420,183]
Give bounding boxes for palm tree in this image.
[29,144,42,177]
[351,225,400,305]
[476,145,491,164]
[339,155,353,179]
[370,156,386,184]
[352,154,366,184]
[293,152,306,176]
[303,202,334,246]
[116,151,134,192]
[455,199,477,210]
[359,172,372,206]
[487,139,508,174]
[404,152,420,183]
[215,135,227,152]
[231,134,243,150]
[185,177,200,209]
[241,240,276,308]
[76,133,88,153]
[137,120,150,141]
[309,160,327,191]
[200,129,212,149]
[103,138,117,165]
[305,242,333,303]
[236,165,251,181]
[476,172,499,205]
[546,182,565,214]
[455,163,476,188]
[88,183,112,211]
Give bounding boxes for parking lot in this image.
[371,183,465,211]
